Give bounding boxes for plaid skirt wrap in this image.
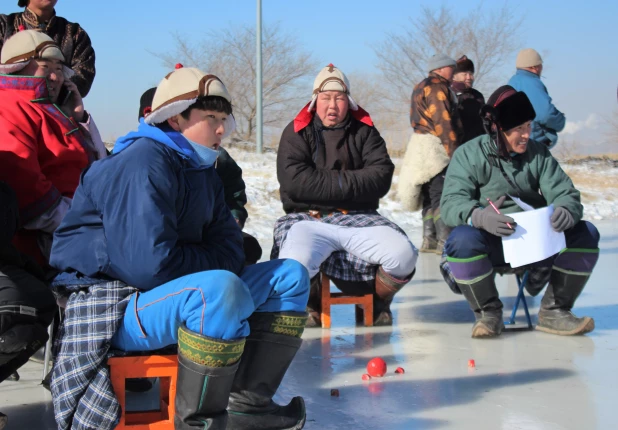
[439,250,551,296]
[51,280,136,430]
[270,211,409,282]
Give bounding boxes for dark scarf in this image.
[312,113,352,171]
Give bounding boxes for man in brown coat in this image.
[399,53,463,254]
[0,0,96,97]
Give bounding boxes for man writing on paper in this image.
[440,85,599,338]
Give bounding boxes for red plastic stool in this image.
[320,273,374,329]
[109,354,178,429]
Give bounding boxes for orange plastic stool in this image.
[108,354,178,430]
[320,273,373,328]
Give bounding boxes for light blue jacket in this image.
[508,69,565,149]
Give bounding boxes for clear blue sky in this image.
[23,0,618,152]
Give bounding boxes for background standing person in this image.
[508,48,565,149]
[0,0,96,97]
[398,53,463,255]
[451,55,486,144]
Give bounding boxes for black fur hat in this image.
[455,55,474,74]
[484,85,536,131]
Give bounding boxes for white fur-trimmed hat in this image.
[0,30,74,78]
[145,66,234,134]
[307,63,358,112]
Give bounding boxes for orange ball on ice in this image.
[367,357,387,377]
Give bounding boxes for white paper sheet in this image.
[507,194,535,211]
[502,205,566,268]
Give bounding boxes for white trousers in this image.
[279,221,418,279]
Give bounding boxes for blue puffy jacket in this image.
[50,120,244,291]
[508,69,566,149]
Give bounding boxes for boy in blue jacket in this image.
[48,67,310,430]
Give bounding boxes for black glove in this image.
[550,206,575,232]
[471,196,516,237]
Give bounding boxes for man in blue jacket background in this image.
[508,48,566,149]
[48,67,310,430]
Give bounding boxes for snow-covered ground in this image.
[228,147,618,247]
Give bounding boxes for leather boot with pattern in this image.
[227,312,308,430]
[457,274,504,338]
[372,267,414,326]
[174,325,245,430]
[536,270,594,335]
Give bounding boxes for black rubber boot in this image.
[536,270,594,336]
[433,209,452,256]
[457,274,504,338]
[174,325,244,430]
[227,312,308,430]
[305,276,321,328]
[420,208,437,253]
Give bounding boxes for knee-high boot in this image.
[433,208,452,256]
[305,276,321,328]
[420,207,437,252]
[457,274,504,338]
[227,312,308,430]
[373,267,414,326]
[174,325,245,429]
[536,270,595,335]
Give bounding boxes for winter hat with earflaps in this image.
[0,30,74,78]
[144,65,236,138]
[293,63,373,132]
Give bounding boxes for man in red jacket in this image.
[0,30,105,267]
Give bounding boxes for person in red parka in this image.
[0,30,106,268]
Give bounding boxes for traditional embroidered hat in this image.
[308,63,358,111]
[144,65,236,137]
[0,30,73,77]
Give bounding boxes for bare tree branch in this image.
[151,23,318,141]
[373,3,523,104]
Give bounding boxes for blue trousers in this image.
[111,259,309,351]
[445,221,600,265]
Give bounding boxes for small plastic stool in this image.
[108,354,178,429]
[320,273,373,329]
[503,271,533,330]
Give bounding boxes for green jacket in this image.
[216,147,248,228]
[440,134,582,227]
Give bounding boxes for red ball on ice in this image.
[468,359,476,368]
[367,357,387,377]
[395,367,405,374]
